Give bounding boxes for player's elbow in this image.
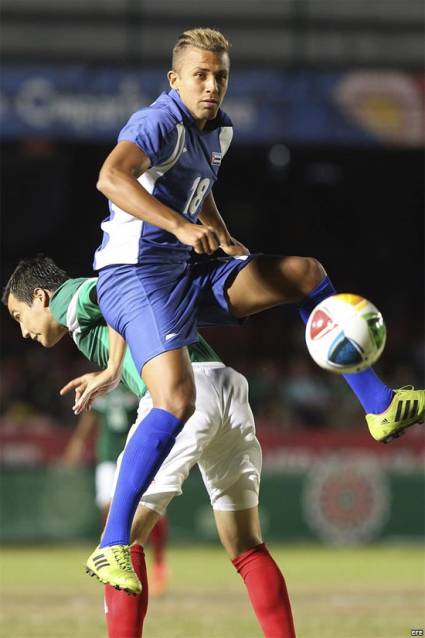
[96,168,112,196]
[96,177,104,194]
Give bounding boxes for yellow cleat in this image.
[86,544,142,595]
[366,386,425,443]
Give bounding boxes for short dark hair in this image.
[2,254,69,306]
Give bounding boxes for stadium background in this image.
[0,2,424,637]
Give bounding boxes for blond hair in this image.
[172,28,230,69]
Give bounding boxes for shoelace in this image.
[111,546,133,572]
[395,385,414,393]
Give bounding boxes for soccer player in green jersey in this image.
[4,254,296,638]
[63,385,169,596]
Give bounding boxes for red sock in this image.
[104,544,148,638]
[149,516,168,566]
[232,543,296,638]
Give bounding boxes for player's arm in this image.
[106,325,126,378]
[97,141,220,255]
[198,192,250,257]
[62,411,99,468]
[60,326,124,414]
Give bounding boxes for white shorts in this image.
[113,363,262,516]
[95,461,116,509]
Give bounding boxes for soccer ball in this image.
[305,294,386,374]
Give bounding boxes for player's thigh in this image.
[198,367,262,486]
[142,347,196,418]
[131,504,161,545]
[97,264,200,375]
[226,254,325,317]
[214,506,262,559]
[197,367,262,519]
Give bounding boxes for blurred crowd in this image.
[2,143,423,434]
[1,308,423,432]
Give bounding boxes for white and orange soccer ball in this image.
[305,294,387,374]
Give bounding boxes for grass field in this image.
[0,543,424,638]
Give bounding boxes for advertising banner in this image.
[1,421,423,544]
[1,67,423,146]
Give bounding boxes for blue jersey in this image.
[94,89,233,270]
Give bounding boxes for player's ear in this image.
[168,69,179,90]
[33,288,50,307]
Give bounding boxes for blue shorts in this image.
[97,255,255,372]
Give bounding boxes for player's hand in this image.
[60,369,121,415]
[174,222,220,255]
[219,236,250,257]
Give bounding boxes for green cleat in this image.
[85,544,142,595]
[366,386,425,443]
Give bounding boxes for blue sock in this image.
[100,408,183,548]
[298,276,393,414]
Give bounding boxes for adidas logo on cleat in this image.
[93,553,110,570]
[394,399,419,422]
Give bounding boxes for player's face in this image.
[168,47,230,129]
[7,290,66,348]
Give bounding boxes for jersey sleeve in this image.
[49,278,88,327]
[118,108,178,167]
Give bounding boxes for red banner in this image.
[0,417,423,468]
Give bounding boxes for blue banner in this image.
[1,66,423,145]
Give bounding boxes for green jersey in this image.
[50,278,221,398]
[92,385,138,463]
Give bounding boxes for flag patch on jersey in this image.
[211,152,222,166]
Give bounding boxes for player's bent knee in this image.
[168,385,196,421]
[174,399,196,422]
[154,395,196,422]
[151,374,196,422]
[308,257,326,285]
[283,255,326,294]
[307,256,327,289]
[214,506,263,559]
[222,534,263,559]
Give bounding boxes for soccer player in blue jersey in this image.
[63,27,424,592]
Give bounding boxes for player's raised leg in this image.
[226,255,424,442]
